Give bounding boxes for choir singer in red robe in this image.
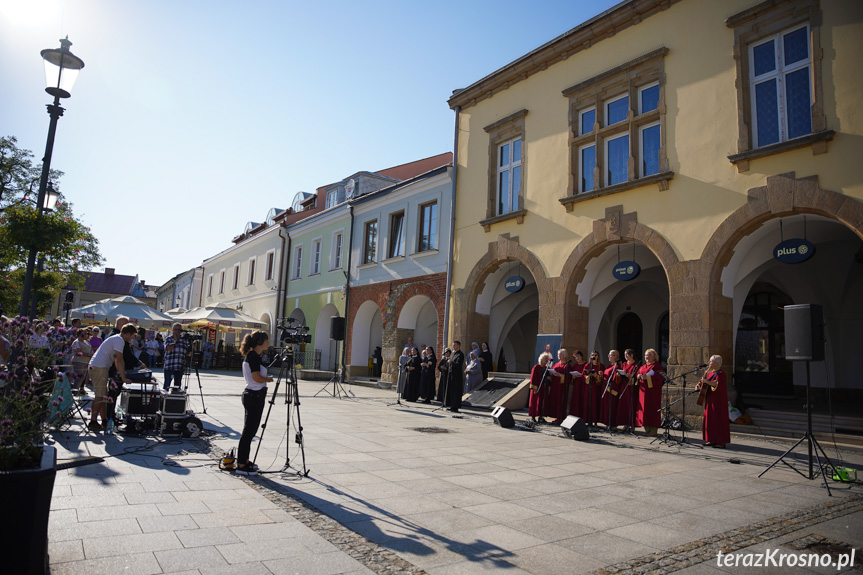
[695,354,730,448]
[529,352,553,423]
[635,348,664,436]
[581,351,604,424]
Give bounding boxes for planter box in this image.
[0,445,57,575]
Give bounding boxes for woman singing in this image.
[549,349,570,424]
[696,355,730,448]
[568,351,586,418]
[404,347,421,401]
[529,352,553,423]
[479,342,494,381]
[581,351,604,424]
[237,331,274,476]
[636,349,665,436]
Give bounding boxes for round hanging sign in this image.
[504,276,525,293]
[612,261,640,281]
[773,239,815,264]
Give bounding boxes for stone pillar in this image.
[381,327,413,384]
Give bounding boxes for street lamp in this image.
[19,37,85,318]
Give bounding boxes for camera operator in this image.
[237,330,273,476]
[163,323,192,390]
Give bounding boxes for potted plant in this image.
[1,316,70,575]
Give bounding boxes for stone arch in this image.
[699,172,863,371]
[560,205,677,356]
[452,234,551,348]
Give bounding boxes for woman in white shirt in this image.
[236,331,274,476]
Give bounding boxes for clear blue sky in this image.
[1,0,620,288]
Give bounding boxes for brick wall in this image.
[346,272,447,383]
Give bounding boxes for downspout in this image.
[443,105,460,346]
[278,223,291,334]
[340,204,354,383]
[276,223,288,331]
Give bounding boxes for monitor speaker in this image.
[561,415,590,441]
[784,304,824,361]
[331,317,346,341]
[491,406,514,428]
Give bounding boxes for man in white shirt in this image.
[88,324,136,431]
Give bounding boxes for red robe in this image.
[548,361,570,422]
[581,361,604,424]
[528,364,550,418]
[701,369,730,444]
[636,362,665,428]
[568,362,587,418]
[600,364,626,426]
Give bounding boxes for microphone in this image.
[697,363,708,369]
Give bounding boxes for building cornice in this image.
[447,0,679,111]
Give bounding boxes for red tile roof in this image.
[375,152,452,181]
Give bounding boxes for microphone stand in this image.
[583,363,601,431]
[654,365,706,448]
[601,362,621,433]
[535,360,555,423]
[619,362,642,437]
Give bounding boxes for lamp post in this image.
[19,37,85,318]
[27,182,61,318]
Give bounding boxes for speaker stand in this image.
[314,340,352,399]
[758,360,840,495]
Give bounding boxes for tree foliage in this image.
[0,136,102,316]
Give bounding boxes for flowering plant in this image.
[0,316,70,471]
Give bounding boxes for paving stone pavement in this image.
[48,370,863,574]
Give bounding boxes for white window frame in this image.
[362,220,378,265]
[639,121,661,178]
[604,132,630,187]
[749,24,811,148]
[218,269,226,294]
[605,93,629,126]
[579,142,596,193]
[247,256,256,285]
[579,107,596,136]
[330,230,343,271]
[232,264,240,290]
[638,82,660,115]
[417,201,438,252]
[326,190,337,209]
[264,249,275,281]
[207,274,213,297]
[388,211,405,259]
[496,137,521,216]
[292,245,303,280]
[310,238,322,275]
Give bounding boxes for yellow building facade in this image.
[448,0,862,402]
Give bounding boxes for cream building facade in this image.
[447,0,862,403]
[200,208,288,345]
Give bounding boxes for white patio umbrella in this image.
[69,295,175,329]
[172,303,265,332]
[165,307,188,315]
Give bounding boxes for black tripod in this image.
[759,360,839,495]
[314,340,351,399]
[253,348,309,477]
[180,343,207,414]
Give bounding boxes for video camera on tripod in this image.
[277,317,311,346]
[179,329,203,343]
